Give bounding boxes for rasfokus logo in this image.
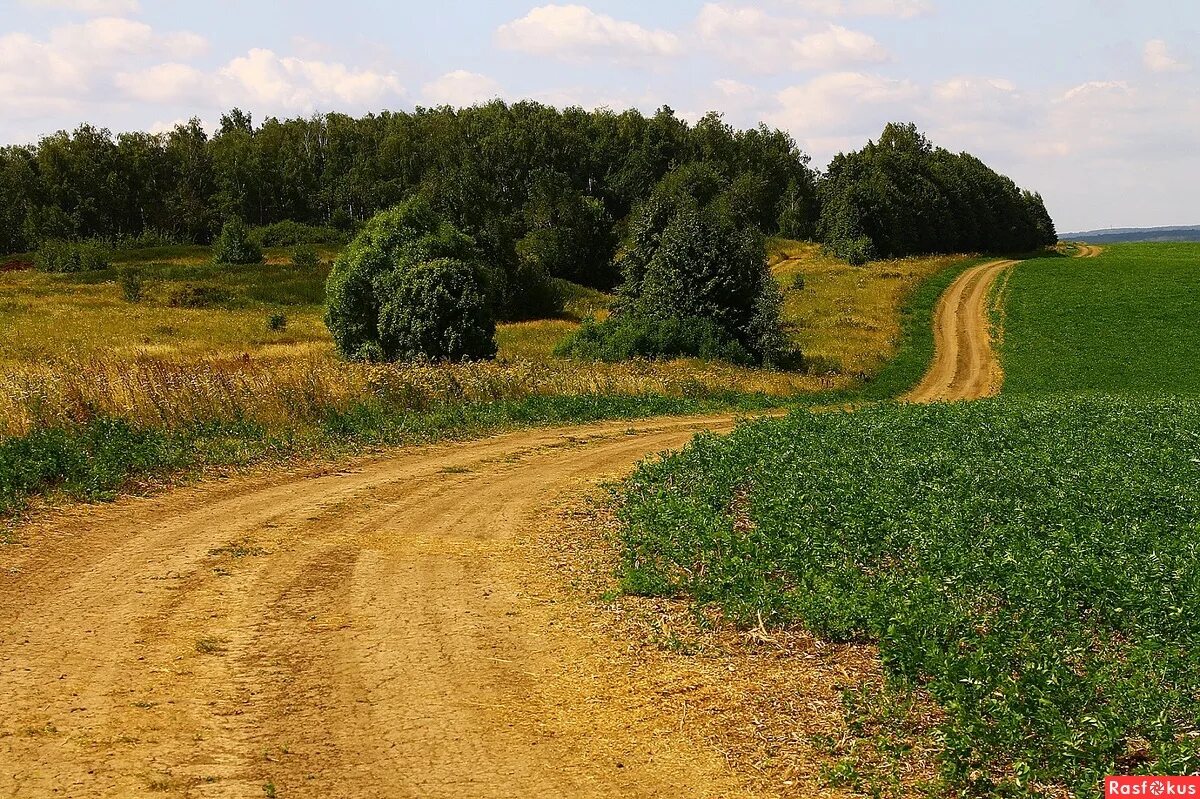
[1106,777,1200,796]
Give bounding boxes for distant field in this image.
[1000,243,1200,394]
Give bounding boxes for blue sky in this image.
[2,0,1197,231]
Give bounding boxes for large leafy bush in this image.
[324,199,496,362]
[563,163,790,366]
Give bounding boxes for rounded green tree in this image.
[324,199,497,362]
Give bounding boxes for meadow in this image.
[0,241,974,515]
[999,243,1200,395]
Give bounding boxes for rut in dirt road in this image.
[0,415,786,799]
[905,259,1016,403]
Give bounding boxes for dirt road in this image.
[0,415,784,799]
[905,259,1016,403]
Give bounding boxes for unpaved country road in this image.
[905,259,1016,403]
[0,414,779,799]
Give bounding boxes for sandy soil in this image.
[904,260,1017,403]
[0,414,819,799]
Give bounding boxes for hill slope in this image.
[1062,225,1200,244]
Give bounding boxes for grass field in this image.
[620,397,1200,796]
[0,240,978,516]
[999,243,1200,395]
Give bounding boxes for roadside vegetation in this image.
[0,233,977,516]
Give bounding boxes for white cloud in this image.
[1060,80,1131,103]
[495,4,682,62]
[115,63,209,104]
[770,71,918,137]
[114,49,407,114]
[1143,39,1189,73]
[218,49,404,110]
[696,4,888,72]
[21,0,140,14]
[0,17,207,119]
[49,17,207,60]
[782,0,934,17]
[422,70,504,107]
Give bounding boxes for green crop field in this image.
[616,244,1200,795]
[1000,243,1200,395]
[619,397,1200,796]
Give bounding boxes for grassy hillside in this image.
[1000,243,1200,394]
[0,240,980,516]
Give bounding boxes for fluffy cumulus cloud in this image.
[0,16,208,118]
[696,4,888,72]
[768,71,918,141]
[495,4,682,62]
[1143,39,1190,74]
[422,70,504,107]
[117,49,405,113]
[21,0,141,13]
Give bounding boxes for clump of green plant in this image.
[267,312,288,332]
[118,269,144,303]
[212,218,263,265]
[325,198,496,362]
[619,396,1200,795]
[559,163,792,367]
[290,244,320,269]
[251,220,348,247]
[34,240,110,273]
[556,315,752,364]
[167,284,232,309]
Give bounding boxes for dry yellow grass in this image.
[769,240,973,379]
[0,241,972,438]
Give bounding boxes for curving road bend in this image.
[0,415,774,799]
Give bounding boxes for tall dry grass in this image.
[0,354,832,438]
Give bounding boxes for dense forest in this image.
[0,103,1055,301]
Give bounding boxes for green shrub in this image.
[290,244,320,269]
[34,240,110,273]
[212,218,263,265]
[324,198,496,362]
[251,220,348,248]
[118,269,143,302]
[826,234,876,266]
[167,284,232,309]
[557,314,752,364]
[504,257,562,321]
[377,258,496,362]
[267,312,288,331]
[613,164,788,365]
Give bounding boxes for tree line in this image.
[0,105,1055,315]
[819,123,1056,263]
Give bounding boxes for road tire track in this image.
[0,415,783,799]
